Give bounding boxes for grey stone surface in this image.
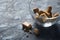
[0,0,60,40]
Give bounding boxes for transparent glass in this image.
[30,0,60,27]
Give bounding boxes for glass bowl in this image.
[29,0,60,27]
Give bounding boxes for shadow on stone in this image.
[34,23,60,40]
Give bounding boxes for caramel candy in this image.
[22,22,32,32]
[38,10,45,15]
[33,8,39,13]
[35,13,48,22]
[45,6,52,17]
[53,12,59,17]
[33,28,40,36]
[35,13,39,19]
[42,17,47,22]
[46,6,52,12]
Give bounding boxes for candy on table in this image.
[22,22,32,32]
[33,28,40,36]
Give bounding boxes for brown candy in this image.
[45,6,52,17]
[33,28,40,36]
[46,6,52,12]
[35,13,39,19]
[22,22,32,32]
[38,10,45,15]
[53,12,59,17]
[33,8,39,13]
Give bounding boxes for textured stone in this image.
[0,0,60,40]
